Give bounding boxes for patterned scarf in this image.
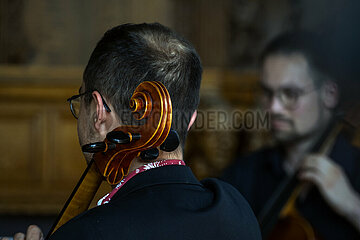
[97,159,186,205]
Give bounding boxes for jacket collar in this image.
[110,165,202,202]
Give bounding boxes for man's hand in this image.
[2,225,44,240]
[298,154,360,231]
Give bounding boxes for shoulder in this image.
[331,135,360,190]
[200,178,262,239]
[49,208,103,240]
[201,177,253,206]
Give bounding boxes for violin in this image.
[46,81,179,239]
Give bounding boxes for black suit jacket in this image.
[50,165,261,239]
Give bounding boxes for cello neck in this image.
[46,160,103,239]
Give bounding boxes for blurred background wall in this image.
[2,0,354,67]
[0,0,358,236]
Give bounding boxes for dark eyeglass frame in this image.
[259,84,319,110]
[67,90,111,119]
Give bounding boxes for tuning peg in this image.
[82,142,116,153]
[140,148,159,161]
[107,131,141,144]
[160,130,180,152]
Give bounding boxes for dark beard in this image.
[270,113,322,146]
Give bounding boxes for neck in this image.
[283,115,333,174]
[282,136,318,173]
[128,147,183,173]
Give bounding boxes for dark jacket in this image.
[222,135,360,240]
[50,165,261,239]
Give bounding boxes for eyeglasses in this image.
[259,85,318,110]
[67,90,111,119]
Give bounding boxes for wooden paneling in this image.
[0,66,111,215]
[0,103,44,183]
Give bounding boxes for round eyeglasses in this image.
[67,90,111,119]
[259,85,318,110]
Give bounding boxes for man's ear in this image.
[92,91,113,136]
[187,110,197,131]
[321,80,339,109]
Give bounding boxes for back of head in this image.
[83,23,202,147]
